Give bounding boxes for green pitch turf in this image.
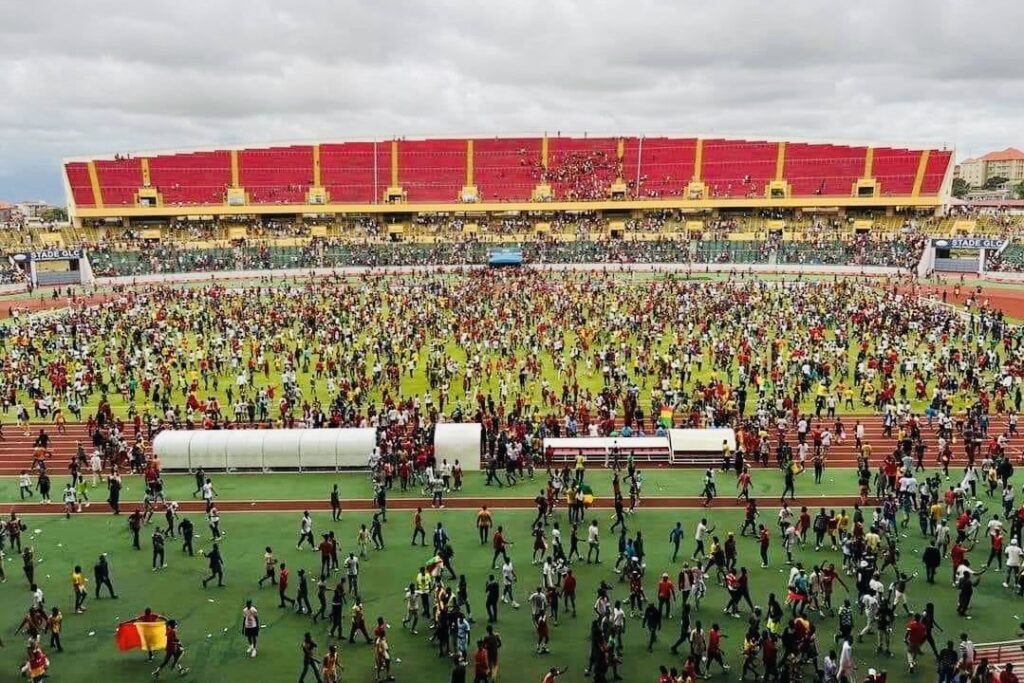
[0,467,868,504]
[0,508,1014,683]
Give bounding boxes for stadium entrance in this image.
[9,248,94,288]
[921,237,1006,276]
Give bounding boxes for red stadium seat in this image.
[702,139,776,198]
[473,137,542,201]
[783,143,866,196]
[872,147,921,196]
[65,162,96,207]
[398,139,466,202]
[624,137,696,198]
[546,137,620,201]
[94,158,143,206]
[920,150,953,194]
[148,151,232,205]
[239,146,313,204]
[321,142,390,204]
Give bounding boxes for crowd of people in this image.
[3,269,1024,681]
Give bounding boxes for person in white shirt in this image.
[242,599,260,657]
[586,521,601,563]
[90,452,103,487]
[839,637,856,681]
[1005,538,1023,588]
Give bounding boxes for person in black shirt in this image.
[484,575,500,623]
[94,554,117,598]
[178,517,194,556]
[642,601,662,652]
[202,542,224,587]
[295,569,312,614]
[330,485,341,522]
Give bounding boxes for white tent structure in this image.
[153,423,485,472]
[153,428,377,471]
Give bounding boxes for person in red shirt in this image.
[1000,662,1020,683]
[279,564,296,609]
[542,666,567,683]
[562,570,577,618]
[473,640,490,683]
[152,619,188,678]
[491,527,510,569]
[707,623,729,674]
[904,615,927,672]
[950,542,967,583]
[657,573,676,619]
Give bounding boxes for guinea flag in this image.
[659,404,673,427]
[425,555,444,576]
[116,618,167,652]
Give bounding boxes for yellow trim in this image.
[312,145,321,188]
[541,135,549,171]
[230,150,239,188]
[693,139,703,181]
[863,147,874,179]
[911,150,930,197]
[466,139,474,186]
[391,140,399,186]
[86,161,104,208]
[141,158,151,187]
[775,142,786,181]
[71,193,943,220]
[616,137,625,160]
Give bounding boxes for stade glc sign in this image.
[930,237,1005,250]
[12,248,84,262]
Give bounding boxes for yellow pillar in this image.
[230,149,240,188]
[541,135,549,171]
[141,158,151,186]
[391,140,399,186]
[693,139,704,181]
[466,139,474,186]
[617,137,625,161]
[312,144,321,187]
[86,161,104,208]
[775,141,786,181]
[912,150,931,197]
[863,147,874,178]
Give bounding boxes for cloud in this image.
[0,0,1021,203]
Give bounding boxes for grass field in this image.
[0,488,1018,683]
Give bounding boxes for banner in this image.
[930,237,1005,250]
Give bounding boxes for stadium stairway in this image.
[974,639,1024,677]
[0,415,1012,475]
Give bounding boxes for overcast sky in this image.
[1,0,1021,204]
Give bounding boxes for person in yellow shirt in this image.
[72,565,87,614]
[48,606,64,652]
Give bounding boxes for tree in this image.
[1015,181,1024,200]
[983,175,1009,190]
[40,207,68,222]
[952,177,970,199]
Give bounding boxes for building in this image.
[956,147,1024,187]
[955,158,985,187]
[0,202,12,222]
[15,200,54,218]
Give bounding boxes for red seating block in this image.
[546,137,620,200]
[65,163,95,207]
[920,150,952,194]
[398,139,465,202]
[94,158,143,206]
[148,151,231,205]
[321,142,390,204]
[625,137,696,198]
[872,148,921,196]
[702,139,776,198]
[239,146,313,204]
[473,137,542,201]
[784,143,866,196]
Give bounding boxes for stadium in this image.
[3,6,1024,683]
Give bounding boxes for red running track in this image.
[11,493,870,516]
[0,415,1011,475]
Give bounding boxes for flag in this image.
[659,405,673,427]
[116,618,167,652]
[579,483,595,506]
[424,555,443,576]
